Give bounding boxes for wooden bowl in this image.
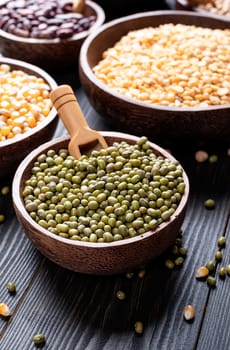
[12,132,189,275]
[0,0,105,70]
[176,0,230,20]
[0,57,58,178]
[79,10,230,145]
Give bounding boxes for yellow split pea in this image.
[93,24,230,107]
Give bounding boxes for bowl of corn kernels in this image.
[12,132,189,275]
[79,10,230,146]
[176,0,230,19]
[0,0,105,70]
[0,57,58,178]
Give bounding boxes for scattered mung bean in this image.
[206,260,216,272]
[204,199,215,209]
[218,267,226,279]
[217,236,226,248]
[134,321,144,334]
[7,281,16,294]
[207,276,216,288]
[1,186,10,196]
[165,259,175,270]
[116,290,126,300]
[209,155,218,163]
[33,333,46,346]
[0,214,5,223]
[215,251,222,261]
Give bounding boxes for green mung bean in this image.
[7,281,16,294]
[33,333,45,346]
[217,236,226,248]
[22,138,185,242]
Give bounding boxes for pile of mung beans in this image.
[190,0,230,16]
[0,64,52,142]
[0,0,96,39]
[22,137,185,242]
[93,24,230,107]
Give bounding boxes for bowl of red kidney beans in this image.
[0,0,105,70]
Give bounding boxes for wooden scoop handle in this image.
[50,85,89,138]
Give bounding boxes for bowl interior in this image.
[0,57,58,177]
[12,132,189,274]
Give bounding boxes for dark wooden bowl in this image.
[0,57,58,178]
[176,0,230,20]
[0,0,105,70]
[12,132,189,275]
[79,10,230,145]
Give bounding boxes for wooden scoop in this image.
[50,85,108,159]
[72,0,85,13]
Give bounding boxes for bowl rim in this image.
[0,0,105,44]
[0,57,58,148]
[12,131,190,250]
[80,9,230,113]
[176,0,230,21]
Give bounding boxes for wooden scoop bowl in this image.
[50,85,108,159]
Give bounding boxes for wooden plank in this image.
[196,217,230,350]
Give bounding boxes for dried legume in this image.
[196,266,209,279]
[134,321,144,334]
[7,281,16,294]
[207,276,216,287]
[116,290,126,300]
[195,150,209,163]
[218,267,226,279]
[190,0,230,16]
[93,24,230,108]
[0,64,52,142]
[183,304,195,321]
[204,198,215,209]
[22,138,186,242]
[0,303,11,317]
[33,333,46,346]
[0,0,96,39]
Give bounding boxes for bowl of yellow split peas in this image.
[79,10,230,145]
[0,57,58,178]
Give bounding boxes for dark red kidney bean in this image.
[13,28,30,37]
[38,23,48,31]
[0,0,97,39]
[57,28,74,39]
[0,16,10,29]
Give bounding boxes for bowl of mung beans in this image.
[79,10,230,145]
[0,0,105,70]
[12,132,189,275]
[176,0,230,19]
[0,57,58,178]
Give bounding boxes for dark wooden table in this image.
[1,1,230,349]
